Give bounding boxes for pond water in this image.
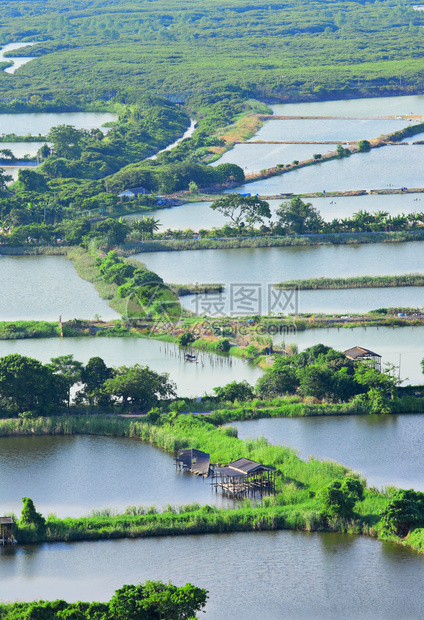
[270,325,424,386]
[248,117,407,143]
[0,337,262,398]
[212,143,335,174]
[138,240,424,285]
[0,141,48,158]
[180,285,424,319]
[3,165,38,182]
[1,531,424,619]
[271,94,424,117]
[233,145,424,195]
[232,413,424,492]
[0,42,36,74]
[0,111,117,136]
[0,435,232,518]
[126,193,424,232]
[0,255,119,321]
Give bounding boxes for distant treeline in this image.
[0,0,424,102]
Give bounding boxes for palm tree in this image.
[131,217,161,238]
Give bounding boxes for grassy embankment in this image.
[2,414,424,555]
[276,274,424,290]
[122,230,424,254]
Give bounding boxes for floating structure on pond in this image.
[211,458,276,498]
[175,448,211,476]
[344,346,382,371]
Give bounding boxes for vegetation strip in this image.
[276,274,424,290]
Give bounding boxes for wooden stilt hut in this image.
[0,517,15,545]
[344,346,382,372]
[211,458,276,498]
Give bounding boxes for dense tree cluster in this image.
[0,577,207,619]
[212,344,400,407]
[0,353,176,416]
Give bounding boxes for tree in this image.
[0,167,12,194]
[20,497,46,534]
[131,217,161,238]
[336,143,351,158]
[47,125,84,159]
[210,194,271,229]
[0,353,67,414]
[276,197,324,234]
[48,355,83,407]
[80,356,113,405]
[317,477,364,521]
[380,489,424,537]
[178,332,195,346]
[256,362,299,397]
[96,218,129,246]
[298,365,335,400]
[214,380,254,402]
[108,581,208,620]
[102,365,176,411]
[18,169,47,192]
[214,163,245,183]
[357,140,371,152]
[37,143,51,160]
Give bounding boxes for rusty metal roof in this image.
[344,346,381,360]
[0,517,14,525]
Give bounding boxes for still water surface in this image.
[213,142,335,174]
[271,94,424,117]
[0,256,119,321]
[1,531,423,619]
[248,117,407,143]
[233,145,424,194]
[0,337,262,398]
[0,435,231,517]
[139,240,424,284]
[0,112,117,136]
[233,415,424,491]
[181,285,424,317]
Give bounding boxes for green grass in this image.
[275,274,424,290]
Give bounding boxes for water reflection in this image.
[1,532,424,619]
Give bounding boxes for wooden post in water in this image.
[59,315,63,338]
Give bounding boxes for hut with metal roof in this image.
[0,517,15,545]
[211,458,276,497]
[344,346,381,371]
[175,448,211,476]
